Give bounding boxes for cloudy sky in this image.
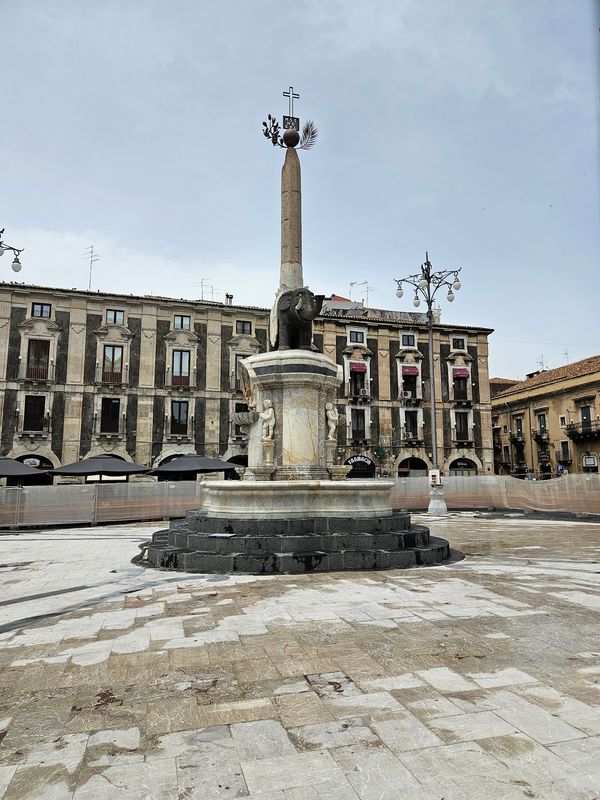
[1,0,598,379]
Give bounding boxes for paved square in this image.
[1,513,600,799]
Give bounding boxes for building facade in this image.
[0,283,494,478]
[491,356,600,477]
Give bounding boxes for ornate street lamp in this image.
[394,252,462,514]
[0,228,24,272]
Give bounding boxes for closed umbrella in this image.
[50,453,150,477]
[0,456,47,478]
[150,454,237,475]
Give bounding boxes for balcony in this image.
[493,435,502,449]
[537,451,551,462]
[566,420,600,442]
[401,427,424,446]
[510,432,525,444]
[556,450,572,464]
[399,390,421,405]
[451,389,472,406]
[533,430,549,443]
[18,362,56,383]
[96,416,126,439]
[96,366,129,386]
[165,370,195,390]
[349,389,371,404]
[452,429,474,447]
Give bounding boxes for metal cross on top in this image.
[282,86,300,132]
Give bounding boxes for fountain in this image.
[140,94,451,574]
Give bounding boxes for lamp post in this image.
[0,229,24,272]
[394,252,462,514]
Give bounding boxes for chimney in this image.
[225,293,233,306]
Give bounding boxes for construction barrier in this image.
[0,475,598,528]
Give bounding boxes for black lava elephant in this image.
[272,288,324,350]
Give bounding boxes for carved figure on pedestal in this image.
[270,287,324,350]
[325,402,339,440]
[259,399,276,440]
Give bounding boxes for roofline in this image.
[0,282,271,314]
[0,282,494,333]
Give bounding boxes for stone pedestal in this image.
[428,484,448,515]
[242,349,342,478]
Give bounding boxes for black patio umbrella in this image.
[0,456,47,478]
[150,454,237,475]
[49,453,150,476]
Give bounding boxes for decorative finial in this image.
[261,87,318,150]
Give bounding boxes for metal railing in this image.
[96,366,129,385]
[18,362,55,381]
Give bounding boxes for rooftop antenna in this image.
[538,354,547,371]
[349,280,374,307]
[83,245,100,291]
[563,346,569,364]
[193,278,216,301]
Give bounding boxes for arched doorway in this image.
[448,457,478,476]
[8,455,54,486]
[344,455,375,479]
[397,457,428,478]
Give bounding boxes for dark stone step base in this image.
[185,510,412,536]
[169,525,430,554]
[143,532,450,574]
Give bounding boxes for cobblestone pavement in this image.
[1,513,600,799]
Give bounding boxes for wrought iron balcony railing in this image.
[18,362,55,382]
[566,420,600,441]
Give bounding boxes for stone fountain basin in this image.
[201,479,395,519]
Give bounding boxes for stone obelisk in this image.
[280,138,303,292]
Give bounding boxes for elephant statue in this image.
[270,287,324,351]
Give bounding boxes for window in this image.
[32,303,51,318]
[23,395,46,431]
[103,345,123,383]
[502,446,511,464]
[349,330,365,344]
[560,441,570,461]
[451,337,465,350]
[171,400,188,435]
[234,354,246,389]
[174,315,191,331]
[455,411,470,441]
[26,340,50,380]
[100,398,120,434]
[537,413,547,433]
[404,410,418,438]
[234,401,248,437]
[559,416,566,427]
[503,425,508,433]
[514,417,524,436]
[106,309,124,325]
[453,376,468,401]
[349,362,367,396]
[236,320,252,335]
[172,350,190,386]
[581,406,592,429]
[401,334,415,348]
[350,408,366,440]
[402,373,417,397]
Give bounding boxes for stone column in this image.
[280,147,303,291]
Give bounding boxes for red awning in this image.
[453,368,470,378]
[402,366,419,376]
[350,362,367,373]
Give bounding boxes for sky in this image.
[1,0,598,380]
